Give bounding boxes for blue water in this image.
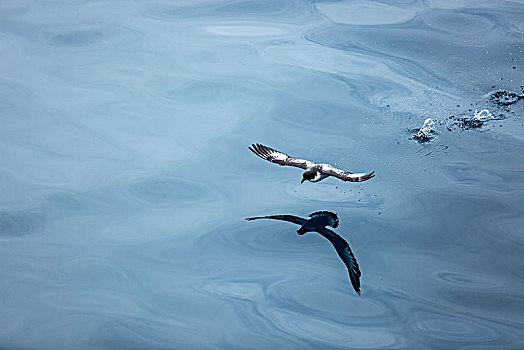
[1,1,523,349]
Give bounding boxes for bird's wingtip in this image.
[249,144,265,158]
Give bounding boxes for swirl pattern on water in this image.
[316,1,418,26]
[0,0,523,349]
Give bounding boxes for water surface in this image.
[0,1,523,349]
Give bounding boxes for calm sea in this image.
[0,1,523,349]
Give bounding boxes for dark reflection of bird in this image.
[249,143,375,184]
[246,211,361,295]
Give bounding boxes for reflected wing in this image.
[340,245,361,295]
[246,215,306,226]
[249,144,314,169]
[321,165,375,182]
[316,228,361,295]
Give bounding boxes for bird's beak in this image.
[301,179,305,184]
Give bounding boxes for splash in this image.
[451,109,495,130]
[412,118,436,143]
[473,109,493,121]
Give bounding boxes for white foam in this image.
[472,109,493,121]
[416,118,437,138]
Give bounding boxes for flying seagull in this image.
[246,211,361,295]
[249,143,375,183]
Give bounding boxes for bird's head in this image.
[296,227,307,235]
[301,170,316,183]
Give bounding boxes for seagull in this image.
[249,143,375,183]
[246,211,361,295]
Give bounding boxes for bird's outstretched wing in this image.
[320,165,375,182]
[246,215,306,226]
[316,228,361,295]
[249,144,314,170]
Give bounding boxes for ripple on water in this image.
[215,0,300,16]
[267,284,394,325]
[438,290,524,331]
[58,256,139,290]
[434,271,499,289]
[412,310,503,344]
[0,78,35,108]
[41,290,141,317]
[265,39,430,107]
[268,99,369,137]
[202,281,264,301]
[441,162,522,192]
[316,1,418,26]
[204,221,305,255]
[284,181,381,207]
[40,190,107,215]
[419,10,495,35]
[427,0,478,10]
[164,79,269,107]
[147,0,312,22]
[266,307,401,348]
[127,175,218,208]
[38,24,140,51]
[204,24,292,37]
[42,28,103,47]
[0,210,42,237]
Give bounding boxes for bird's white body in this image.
[309,172,329,182]
[306,164,331,182]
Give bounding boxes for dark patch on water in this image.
[0,210,42,237]
[487,89,523,106]
[128,177,213,207]
[448,113,491,131]
[454,117,485,130]
[44,29,103,47]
